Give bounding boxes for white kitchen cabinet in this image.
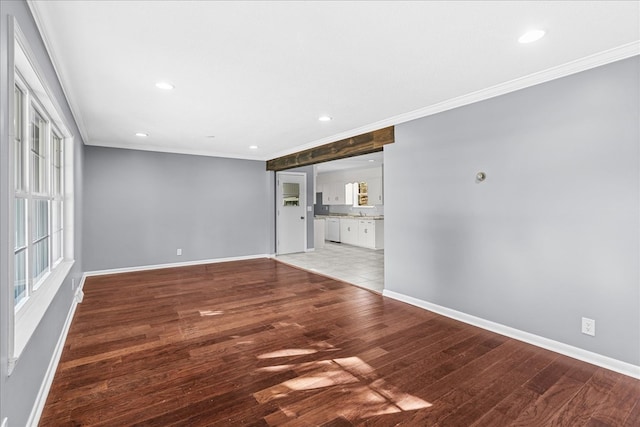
[340,218,359,245]
[368,177,383,205]
[345,183,354,206]
[314,219,325,249]
[321,182,338,205]
[323,188,332,205]
[324,181,345,205]
[358,219,384,249]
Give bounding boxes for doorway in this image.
[276,172,307,255]
[276,153,385,293]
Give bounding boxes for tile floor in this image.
[276,241,384,293]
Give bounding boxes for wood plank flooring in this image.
[40,258,639,426]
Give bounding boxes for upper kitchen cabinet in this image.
[322,181,346,205]
[367,177,383,205]
[316,165,384,206]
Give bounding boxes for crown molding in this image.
[22,2,639,161]
[27,0,90,145]
[272,42,640,161]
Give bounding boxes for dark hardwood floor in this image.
[40,258,639,426]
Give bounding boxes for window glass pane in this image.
[51,200,63,262]
[15,198,26,249]
[31,111,46,193]
[282,182,300,206]
[52,230,62,264]
[53,136,62,195]
[32,199,50,281]
[32,199,49,241]
[14,86,22,139]
[15,249,27,306]
[14,86,24,191]
[33,237,49,282]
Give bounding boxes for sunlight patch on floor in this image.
[253,351,432,423]
[199,309,224,316]
[258,348,318,359]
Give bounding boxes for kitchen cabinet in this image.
[314,219,325,249]
[340,218,358,245]
[327,217,384,249]
[322,189,332,205]
[323,181,346,205]
[317,167,383,206]
[358,219,384,249]
[368,177,383,205]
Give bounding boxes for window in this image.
[10,22,75,367]
[13,79,67,306]
[14,86,27,306]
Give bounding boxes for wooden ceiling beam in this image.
[266,126,394,171]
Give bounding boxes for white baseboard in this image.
[83,253,272,278]
[383,290,640,379]
[27,287,82,427]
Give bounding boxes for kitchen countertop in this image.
[315,214,384,220]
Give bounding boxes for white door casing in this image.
[276,172,307,254]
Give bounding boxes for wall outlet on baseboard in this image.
[581,317,595,336]
[176,248,182,256]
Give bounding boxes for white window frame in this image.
[8,19,75,373]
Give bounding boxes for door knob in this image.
[300,216,305,220]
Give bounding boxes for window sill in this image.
[11,259,75,374]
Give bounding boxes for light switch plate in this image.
[2,417,8,427]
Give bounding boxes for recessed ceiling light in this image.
[318,115,332,122]
[368,159,375,162]
[518,29,546,44]
[135,132,149,137]
[249,145,258,150]
[155,81,175,90]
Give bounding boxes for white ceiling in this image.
[29,1,639,162]
[316,152,384,173]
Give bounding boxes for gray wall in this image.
[83,146,275,271]
[0,1,85,425]
[385,56,640,365]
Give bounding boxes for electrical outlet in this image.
[71,278,76,290]
[581,317,595,336]
[176,248,182,256]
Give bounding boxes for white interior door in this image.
[276,172,307,254]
